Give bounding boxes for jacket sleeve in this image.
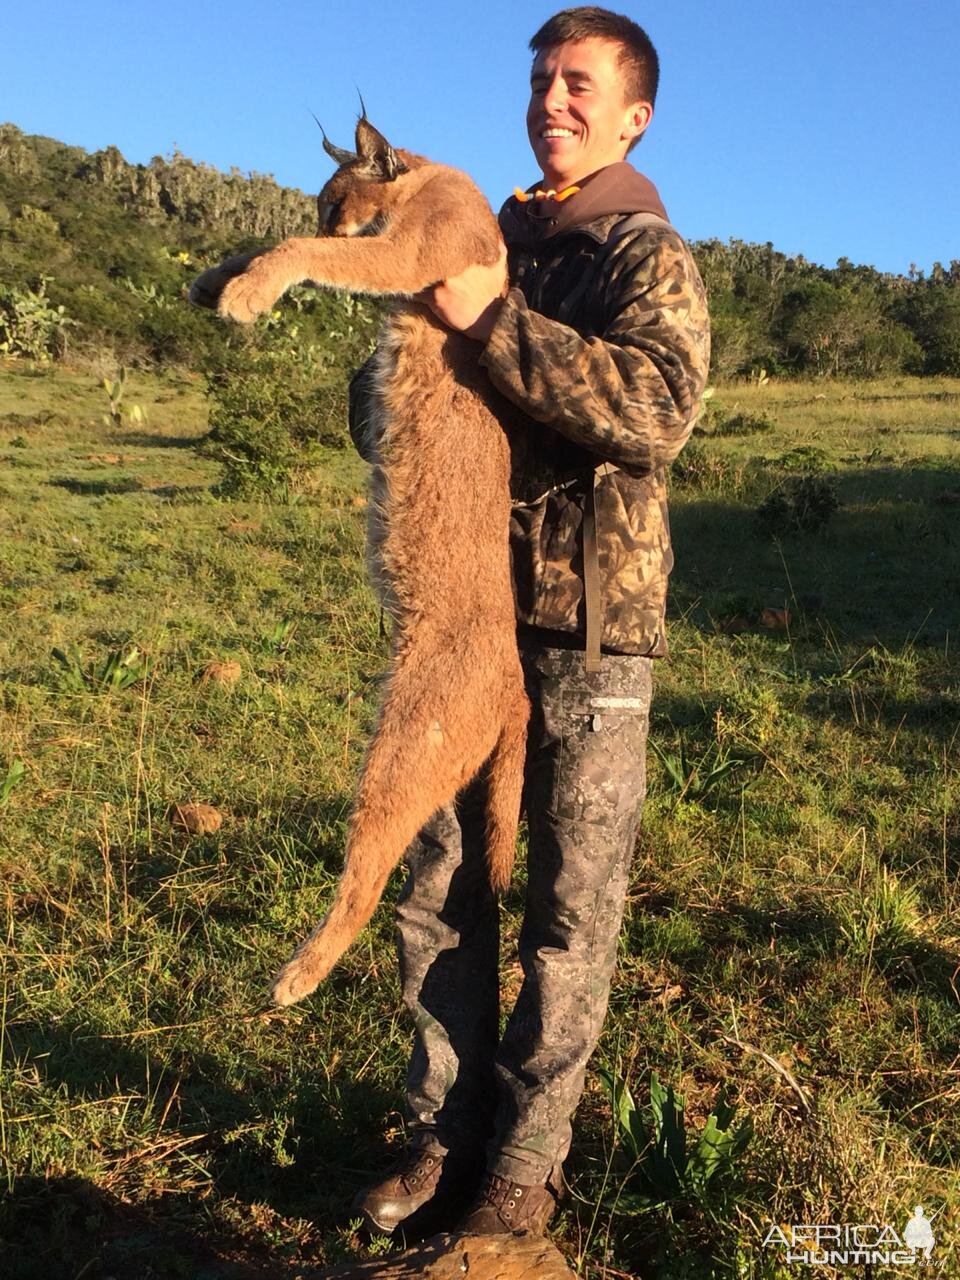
[478,227,710,474]
[347,354,380,463]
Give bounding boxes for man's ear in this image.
[623,100,653,144]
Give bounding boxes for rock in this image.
[759,607,791,630]
[168,802,223,835]
[311,1232,577,1280]
[199,660,242,686]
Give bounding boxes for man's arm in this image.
[478,228,710,474]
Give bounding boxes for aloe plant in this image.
[596,1068,753,1210]
[51,644,150,693]
[652,736,749,804]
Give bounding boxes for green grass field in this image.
[1,360,958,1278]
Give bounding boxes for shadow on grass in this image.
[625,890,960,1034]
[47,475,144,496]
[148,483,211,500]
[118,431,205,449]
[5,1007,399,1241]
[6,787,408,1236]
[0,1172,389,1279]
[0,1175,267,1280]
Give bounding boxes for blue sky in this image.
[3,0,958,275]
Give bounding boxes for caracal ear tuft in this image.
[355,116,407,181]
[310,111,357,168]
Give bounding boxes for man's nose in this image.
[544,73,567,112]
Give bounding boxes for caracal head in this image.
[315,115,424,238]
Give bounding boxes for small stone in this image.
[199,660,242,686]
[759,607,791,630]
[168,802,223,835]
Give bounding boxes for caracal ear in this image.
[321,132,357,168]
[310,111,357,168]
[355,116,407,180]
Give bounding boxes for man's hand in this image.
[416,244,508,343]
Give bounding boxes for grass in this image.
[1,359,958,1278]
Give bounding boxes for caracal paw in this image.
[188,250,266,310]
[218,270,283,324]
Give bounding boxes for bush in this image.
[709,408,776,437]
[201,341,353,497]
[198,285,380,497]
[0,276,75,360]
[756,474,838,537]
[773,445,831,472]
[671,441,734,492]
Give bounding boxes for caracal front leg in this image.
[217,241,311,324]
[218,222,502,325]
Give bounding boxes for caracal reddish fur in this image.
[191,118,528,1006]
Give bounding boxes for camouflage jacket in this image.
[348,163,710,657]
[482,164,710,657]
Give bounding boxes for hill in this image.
[0,123,368,368]
[1,123,959,378]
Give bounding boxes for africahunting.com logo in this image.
[763,1205,946,1267]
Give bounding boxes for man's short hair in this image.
[529,6,660,113]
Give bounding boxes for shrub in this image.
[201,342,352,497]
[199,286,380,497]
[671,441,737,493]
[0,276,76,361]
[773,445,831,472]
[756,473,838,537]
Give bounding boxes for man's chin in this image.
[537,162,578,190]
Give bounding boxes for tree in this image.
[895,284,960,375]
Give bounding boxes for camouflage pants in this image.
[396,643,652,1183]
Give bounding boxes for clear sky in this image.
[3,0,958,276]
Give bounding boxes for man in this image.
[350,5,710,1238]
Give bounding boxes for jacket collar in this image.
[499,162,668,248]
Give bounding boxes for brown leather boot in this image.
[457,1169,561,1236]
[353,1146,486,1236]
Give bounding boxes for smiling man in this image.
[529,31,652,205]
[351,5,710,1239]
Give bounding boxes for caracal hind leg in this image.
[271,653,505,1003]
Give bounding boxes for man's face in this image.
[526,37,651,190]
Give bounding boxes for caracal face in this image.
[317,165,394,238]
[314,120,421,239]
